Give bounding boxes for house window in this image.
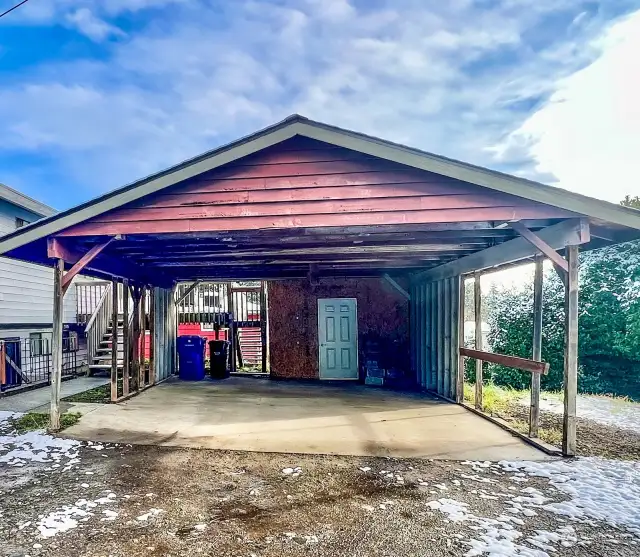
[15,217,30,229]
[30,333,44,356]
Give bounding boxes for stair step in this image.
[89,364,123,370]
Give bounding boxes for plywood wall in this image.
[268,277,409,380]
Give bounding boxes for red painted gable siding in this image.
[60,137,573,236]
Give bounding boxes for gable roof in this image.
[0,182,56,219]
[1,114,639,255]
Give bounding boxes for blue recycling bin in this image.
[177,336,207,381]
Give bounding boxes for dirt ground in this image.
[2,442,639,557]
[499,404,640,461]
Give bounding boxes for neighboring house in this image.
[0,183,85,388]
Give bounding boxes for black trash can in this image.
[209,340,230,379]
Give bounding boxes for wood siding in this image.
[0,199,77,328]
[268,277,409,380]
[59,138,574,237]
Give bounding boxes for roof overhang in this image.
[0,115,638,286]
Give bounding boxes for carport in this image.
[1,114,639,458]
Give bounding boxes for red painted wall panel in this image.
[59,137,574,237]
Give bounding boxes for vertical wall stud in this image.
[50,258,64,431]
[530,256,544,437]
[149,288,155,386]
[122,280,130,397]
[563,246,579,456]
[437,280,445,396]
[474,272,483,410]
[425,283,432,390]
[443,278,452,398]
[456,276,465,403]
[430,283,437,390]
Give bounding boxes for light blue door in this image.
[318,298,358,380]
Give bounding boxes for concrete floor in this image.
[64,377,547,461]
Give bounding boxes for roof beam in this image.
[47,236,171,287]
[383,274,410,300]
[412,219,590,283]
[508,221,568,273]
[60,237,117,294]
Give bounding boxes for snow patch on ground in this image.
[520,394,640,433]
[501,458,640,536]
[0,412,81,468]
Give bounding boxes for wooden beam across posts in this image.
[474,272,483,410]
[383,274,411,300]
[50,258,64,431]
[563,245,579,456]
[460,348,550,375]
[508,221,568,273]
[111,280,119,402]
[413,219,590,283]
[530,255,544,438]
[175,280,203,306]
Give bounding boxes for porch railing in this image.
[0,337,80,392]
[76,281,110,325]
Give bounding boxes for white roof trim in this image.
[0,183,56,218]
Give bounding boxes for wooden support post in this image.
[457,277,466,403]
[111,280,119,402]
[50,258,64,431]
[260,282,268,373]
[122,280,130,398]
[563,245,579,456]
[130,286,141,391]
[530,255,544,437]
[140,287,147,386]
[474,272,483,410]
[149,288,155,386]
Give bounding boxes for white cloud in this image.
[495,10,640,203]
[65,8,124,41]
[0,0,637,204]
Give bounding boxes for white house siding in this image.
[0,257,79,326]
[0,195,89,382]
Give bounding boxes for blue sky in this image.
[1,0,639,210]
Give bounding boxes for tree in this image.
[483,195,640,399]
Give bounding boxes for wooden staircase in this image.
[88,316,124,374]
[238,327,262,367]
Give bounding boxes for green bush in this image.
[484,239,640,400]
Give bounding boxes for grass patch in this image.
[62,384,110,404]
[463,382,524,415]
[11,412,82,433]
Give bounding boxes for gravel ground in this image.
[2,440,639,557]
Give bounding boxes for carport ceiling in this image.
[67,221,560,281]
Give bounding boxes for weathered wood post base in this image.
[562,245,579,456]
[50,258,65,432]
[530,255,544,437]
